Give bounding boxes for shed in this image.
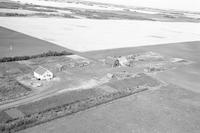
[105,57,120,67]
[118,56,129,66]
[34,66,53,80]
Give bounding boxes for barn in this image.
[118,56,129,66]
[34,66,53,80]
[105,56,120,67]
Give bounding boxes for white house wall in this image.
[34,71,53,80]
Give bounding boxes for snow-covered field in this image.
[1,17,200,52]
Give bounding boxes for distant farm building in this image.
[105,57,120,67]
[118,56,129,66]
[34,66,53,80]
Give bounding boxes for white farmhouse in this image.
[34,66,53,80]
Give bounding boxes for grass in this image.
[0,77,31,102]
[13,73,160,120]
[5,108,25,119]
[0,26,74,58]
[0,111,12,123]
[0,72,159,132]
[18,88,103,115]
[107,73,161,91]
[22,84,200,133]
[0,85,148,132]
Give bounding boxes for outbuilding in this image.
[105,56,120,67]
[118,56,129,66]
[34,66,53,80]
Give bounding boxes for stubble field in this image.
[1,17,200,52]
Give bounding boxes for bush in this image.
[0,51,73,63]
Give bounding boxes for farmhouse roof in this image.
[34,66,50,75]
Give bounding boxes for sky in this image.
[88,0,200,12]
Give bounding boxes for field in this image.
[0,77,31,102]
[17,73,161,116]
[17,41,200,133]
[17,88,103,115]
[0,26,74,57]
[0,50,166,110]
[19,84,200,133]
[0,45,185,132]
[107,73,161,91]
[1,0,199,21]
[0,72,158,131]
[0,41,195,133]
[0,61,32,104]
[86,0,200,12]
[1,17,200,52]
[0,0,200,132]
